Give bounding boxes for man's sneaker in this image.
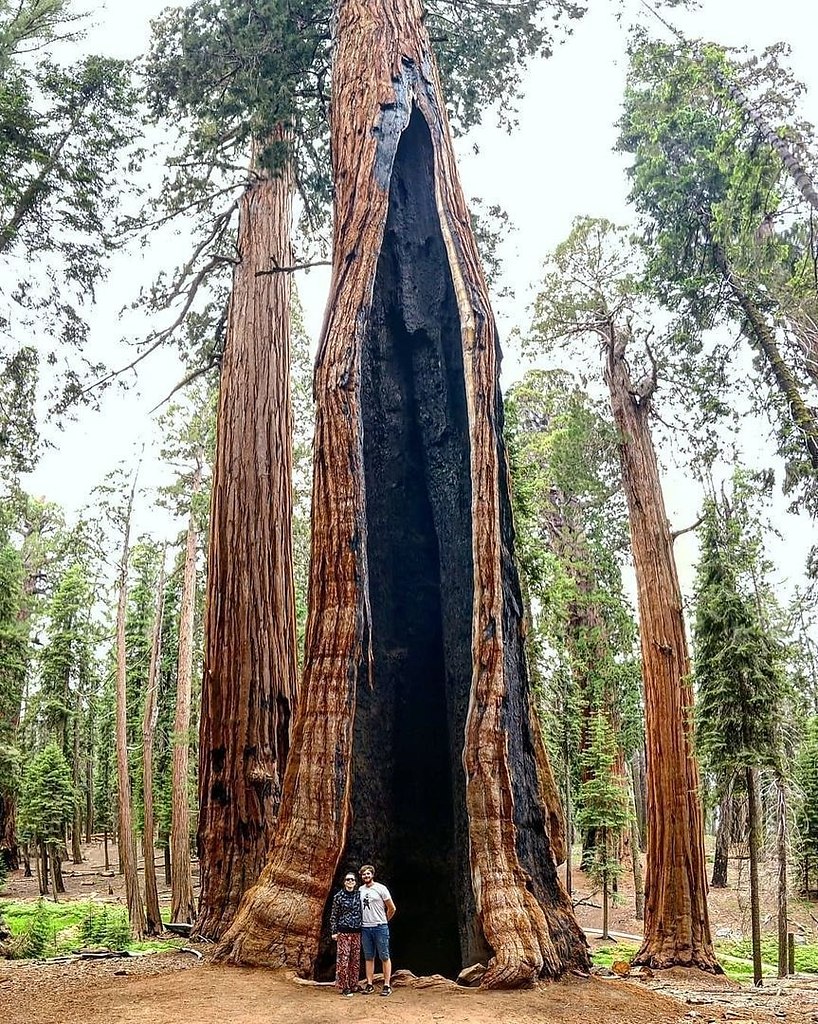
[343,990,355,997]
[361,983,374,995]
[380,985,392,997]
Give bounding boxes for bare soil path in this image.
[0,953,742,1024]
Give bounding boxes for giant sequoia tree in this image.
[148,0,584,941]
[526,218,718,970]
[213,0,587,987]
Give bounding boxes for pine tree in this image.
[0,541,28,870]
[18,743,75,900]
[694,484,790,985]
[795,718,818,895]
[576,714,630,940]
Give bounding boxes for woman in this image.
[330,870,363,995]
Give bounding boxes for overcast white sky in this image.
[24,0,818,595]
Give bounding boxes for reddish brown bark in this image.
[194,141,298,941]
[142,553,166,936]
[604,326,717,971]
[171,478,199,926]
[116,472,147,940]
[214,0,586,987]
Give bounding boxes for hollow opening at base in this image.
[317,106,485,981]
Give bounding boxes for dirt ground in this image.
[0,953,783,1024]
[5,838,818,1023]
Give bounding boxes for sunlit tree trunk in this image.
[116,472,147,940]
[215,0,587,988]
[143,553,166,936]
[194,136,298,941]
[604,324,718,971]
[171,479,199,926]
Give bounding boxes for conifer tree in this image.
[18,743,75,900]
[576,714,630,940]
[0,541,27,870]
[694,482,790,985]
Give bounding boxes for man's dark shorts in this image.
[362,924,390,961]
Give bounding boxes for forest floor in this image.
[4,838,818,1023]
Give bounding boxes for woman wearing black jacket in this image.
[330,871,363,995]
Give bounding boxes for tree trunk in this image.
[21,841,31,877]
[171,487,199,926]
[103,829,109,873]
[49,842,65,895]
[711,241,818,471]
[85,754,93,844]
[71,689,83,864]
[628,766,645,921]
[142,554,166,937]
[194,135,298,942]
[48,843,60,903]
[631,748,647,850]
[604,325,718,972]
[214,0,587,988]
[712,777,734,889]
[775,776,789,978]
[36,840,47,896]
[746,766,763,986]
[115,472,147,940]
[0,792,19,871]
[164,843,171,887]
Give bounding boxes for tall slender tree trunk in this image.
[194,136,298,941]
[214,0,587,988]
[171,480,199,925]
[71,690,83,864]
[115,471,147,940]
[604,325,718,972]
[628,766,645,921]
[710,240,818,470]
[48,843,60,903]
[143,554,167,936]
[712,777,734,888]
[775,776,789,979]
[36,840,47,895]
[746,766,763,986]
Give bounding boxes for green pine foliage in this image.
[1,1,142,423]
[17,743,75,845]
[694,490,789,776]
[618,36,818,509]
[505,370,642,780]
[39,562,93,755]
[575,713,630,883]
[795,717,818,891]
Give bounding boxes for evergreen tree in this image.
[17,742,75,897]
[0,0,141,421]
[694,482,790,985]
[618,35,818,509]
[575,714,630,940]
[795,718,818,895]
[0,541,27,869]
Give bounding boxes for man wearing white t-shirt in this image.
[359,864,396,996]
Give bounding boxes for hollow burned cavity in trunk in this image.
[336,108,479,978]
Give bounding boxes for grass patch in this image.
[0,899,184,960]
[590,937,818,983]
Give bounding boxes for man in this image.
[359,863,396,996]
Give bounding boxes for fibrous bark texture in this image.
[604,328,718,971]
[115,481,146,940]
[195,145,298,941]
[142,554,166,937]
[215,0,587,988]
[171,480,199,926]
